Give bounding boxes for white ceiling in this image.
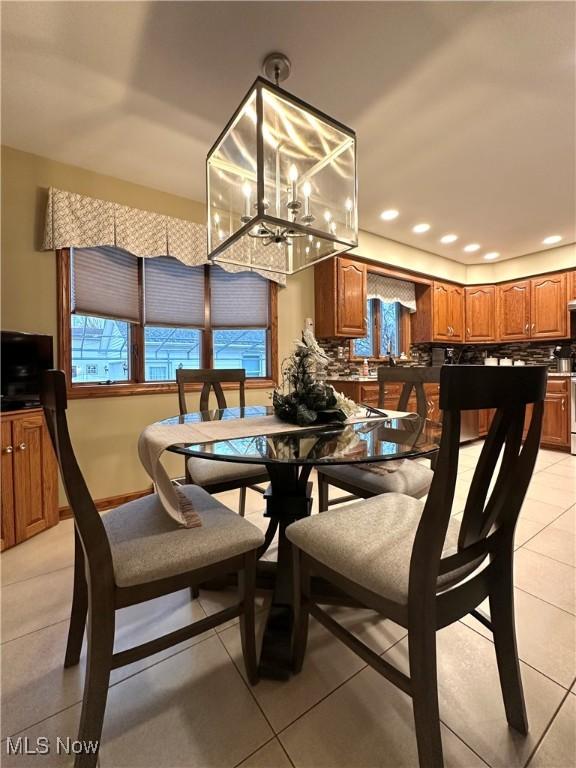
[2,1,575,265]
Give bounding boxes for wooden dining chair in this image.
[288,365,546,767]
[41,370,265,768]
[316,366,442,511]
[176,368,269,516]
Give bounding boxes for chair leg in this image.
[408,625,443,768]
[318,472,329,513]
[65,529,88,668]
[190,585,200,599]
[291,547,310,674]
[489,557,528,734]
[75,593,115,768]
[239,550,259,685]
[239,486,247,517]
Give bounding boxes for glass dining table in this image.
[157,405,441,680]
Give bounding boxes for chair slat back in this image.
[377,366,442,418]
[176,368,246,414]
[409,366,546,602]
[41,370,114,583]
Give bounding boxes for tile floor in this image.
[1,444,575,767]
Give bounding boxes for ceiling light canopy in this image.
[380,209,399,221]
[412,223,430,234]
[463,243,481,253]
[206,53,358,275]
[484,251,500,260]
[440,234,458,244]
[542,235,562,245]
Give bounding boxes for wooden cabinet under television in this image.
[465,285,496,342]
[314,257,367,338]
[1,409,58,551]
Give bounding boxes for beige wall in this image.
[1,146,314,502]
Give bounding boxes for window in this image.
[352,300,403,359]
[59,248,277,395]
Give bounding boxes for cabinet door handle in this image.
[524,323,529,333]
[17,442,27,451]
[531,323,535,331]
[561,398,565,411]
[467,327,471,336]
[2,445,13,454]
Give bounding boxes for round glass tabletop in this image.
[158,405,441,466]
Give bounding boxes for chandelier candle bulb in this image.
[241,181,252,221]
[302,181,312,217]
[289,164,299,203]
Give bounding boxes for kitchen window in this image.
[351,273,415,360]
[58,247,277,396]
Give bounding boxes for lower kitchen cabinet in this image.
[541,379,570,449]
[1,409,58,550]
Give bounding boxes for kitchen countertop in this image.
[327,369,574,383]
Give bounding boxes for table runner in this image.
[139,412,407,527]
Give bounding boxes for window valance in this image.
[42,187,286,285]
[367,272,416,313]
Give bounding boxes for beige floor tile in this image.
[544,462,576,480]
[533,453,568,471]
[461,588,576,689]
[279,663,487,768]
[1,702,81,767]
[549,506,575,534]
[526,482,575,512]
[531,472,576,494]
[1,567,74,643]
[99,635,272,767]
[514,519,548,549]
[456,453,479,470]
[3,636,272,768]
[557,456,576,469]
[524,526,575,567]
[1,520,75,588]
[514,549,575,615]
[529,693,576,768]
[383,622,566,768]
[1,589,213,739]
[219,606,406,733]
[198,585,270,632]
[238,738,293,768]
[519,497,567,526]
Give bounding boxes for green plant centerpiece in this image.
[272,330,358,427]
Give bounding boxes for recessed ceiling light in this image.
[412,223,430,234]
[542,235,562,245]
[380,209,399,221]
[463,243,481,253]
[440,234,458,244]
[484,252,500,261]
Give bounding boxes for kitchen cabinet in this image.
[314,257,367,338]
[465,285,496,342]
[433,282,464,341]
[541,378,570,449]
[497,281,531,341]
[530,274,567,339]
[570,271,576,301]
[1,409,58,551]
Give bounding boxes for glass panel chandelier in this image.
[207,53,358,275]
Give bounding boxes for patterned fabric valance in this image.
[41,187,286,285]
[367,272,416,313]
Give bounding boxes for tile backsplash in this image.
[318,338,576,377]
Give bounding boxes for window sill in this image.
[67,379,277,399]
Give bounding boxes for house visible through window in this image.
[63,247,276,390]
[352,299,401,359]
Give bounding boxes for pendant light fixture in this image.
[206,53,358,275]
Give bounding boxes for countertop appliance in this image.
[553,345,574,374]
[1,330,54,411]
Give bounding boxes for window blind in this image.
[144,257,205,327]
[367,273,416,313]
[71,247,140,322]
[210,267,269,327]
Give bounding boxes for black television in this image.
[1,330,54,411]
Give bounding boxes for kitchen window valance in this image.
[42,187,286,285]
[367,272,416,313]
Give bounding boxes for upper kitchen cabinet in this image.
[465,285,496,342]
[497,280,531,341]
[569,270,576,301]
[314,257,367,338]
[412,281,464,343]
[530,273,567,339]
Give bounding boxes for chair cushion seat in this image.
[319,458,433,499]
[103,485,265,587]
[286,494,482,605]
[187,456,267,487]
